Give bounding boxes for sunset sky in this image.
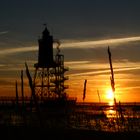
[0,0,140,103]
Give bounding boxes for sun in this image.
[106,89,114,100]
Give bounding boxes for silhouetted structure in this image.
[35,27,54,68]
[0,26,140,137]
[34,26,68,99]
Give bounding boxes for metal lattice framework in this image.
[32,27,69,100]
[33,53,68,99]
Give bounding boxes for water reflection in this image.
[105,109,116,118]
[0,99,140,132]
[108,100,114,106]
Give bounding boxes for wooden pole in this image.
[15,80,19,112]
[21,70,25,109]
[83,79,87,101]
[25,62,43,127]
[97,89,101,103]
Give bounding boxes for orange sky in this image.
[1,1,140,104]
[1,35,140,103]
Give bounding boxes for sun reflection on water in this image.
[108,100,114,106]
[105,109,116,118]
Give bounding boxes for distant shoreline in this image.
[0,96,140,104]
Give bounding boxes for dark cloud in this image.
[0,79,13,85]
[0,0,140,40]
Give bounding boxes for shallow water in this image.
[0,101,140,132]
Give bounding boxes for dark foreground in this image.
[0,126,140,140]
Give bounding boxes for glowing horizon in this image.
[1,36,140,103]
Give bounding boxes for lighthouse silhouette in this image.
[33,26,68,99]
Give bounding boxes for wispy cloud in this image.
[1,36,140,55]
[61,36,140,48]
[0,46,37,55]
[69,66,140,77]
[0,31,9,35]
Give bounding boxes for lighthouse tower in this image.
[34,26,68,99]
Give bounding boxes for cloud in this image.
[61,36,140,48]
[0,46,37,55]
[1,36,140,56]
[69,66,140,77]
[0,79,13,85]
[0,31,9,35]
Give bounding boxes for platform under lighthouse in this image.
[34,27,68,99]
